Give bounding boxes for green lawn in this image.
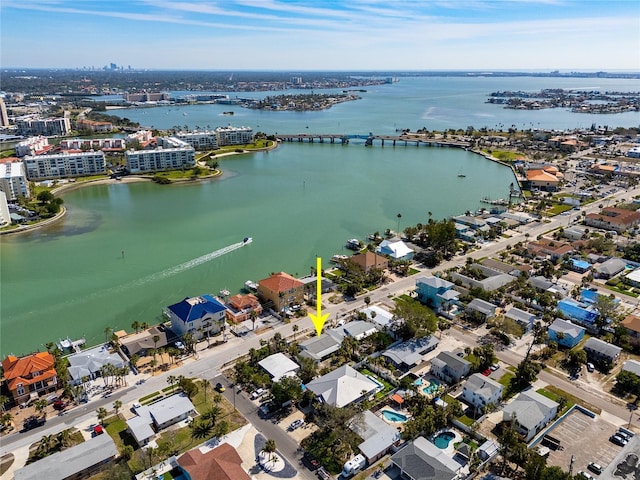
[547,204,573,216]
[482,149,525,162]
[605,285,639,298]
[541,385,601,415]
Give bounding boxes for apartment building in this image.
[125,140,195,173]
[176,131,219,150]
[24,151,106,180]
[15,136,51,157]
[16,117,71,136]
[215,125,253,146]
[0,161,30,200]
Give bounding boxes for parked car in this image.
[587,462,603,475]
[578,471,595,480]
[251,388,266,400]
[610,434,628,446]
[617,429,634,441]
[289,419,304,431]
[215,382,225,392]
[302,452,320,471]
[481,368,492,376]
[490,363,500,371]
[586,362,595,372]
[316,467,331,479]
[23,416,45,431]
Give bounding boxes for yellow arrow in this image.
[309,257,329,336]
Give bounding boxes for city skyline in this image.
[1,1,639,71]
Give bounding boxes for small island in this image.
[241,92,361,111]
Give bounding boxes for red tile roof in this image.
[258,272,303,293]
[178,443,250,480]
[2,352,57,391]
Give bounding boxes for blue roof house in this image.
[568,258,591,273]
[557,298,598,329]
[416,276,460,312]
[548,318,586,348]
[165,294,227,341]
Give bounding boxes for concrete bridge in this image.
[274,133,470,149]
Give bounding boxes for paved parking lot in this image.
[545,409,623,474]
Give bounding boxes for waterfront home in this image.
[258,352,300,382]
[120,324,173,358]
[224,293,262,324]
[461,373,503,412]
[391,436,461,480]
[382,335,439,371]
[306,364,378,408]
[430,351,471,384]
[593,257,627,279]
[583,337,622,364]
[14,432,118,480]
[503,390,559,442]
[465,298,497,323]
[453,214,488,230]
[67,345,126,385]
[301,275,335,295]
[2,351,57,405]
[178,443,250,480]
[376,239,414,260]
[415,275,460,311]
[350,251,389,272]
[621,314,640,347]
[298,333,342,362]
[349,410,401,464]
[504,307,537,333]
[257,271,304,313]
[165,294,227,342]
[547,319,586,348]
[585,207,640,233]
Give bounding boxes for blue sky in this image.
[2,0,639,70]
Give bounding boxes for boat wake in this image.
[132,241,247,286]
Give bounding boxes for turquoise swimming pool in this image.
[422,379,440,395]
[413,377,423,386]
[382,410,408,423]
[434,431,456,449]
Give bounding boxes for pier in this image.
[275,133,470,149]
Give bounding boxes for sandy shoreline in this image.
[1,142,278,236]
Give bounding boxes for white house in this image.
[165,294,227,341]
[503,390,559,442]
[258,352,300,382]
[461,373,503,411]
[306,364,378,408]
[376,239,414,260]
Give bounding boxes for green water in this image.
[0,143,516,356]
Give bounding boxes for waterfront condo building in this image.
[125,139,195,173]
[0,161,30,200]
[257,272,304,313]
[176,131,219,150]
[0,191,10,226]
[16,117,71,136]
[59,138,126,151]
[215,125,254,146]
[24,151,106,180]
[15,136,51,157]
[2,351,57,405]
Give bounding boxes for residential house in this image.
[67,345,126,385]
[450,264,517,292]
[14,433,118,480]
[567,258,591,274]
[454,215,488,230]
[583,337,622,364]
[165,294,227,341]
[127,394,196,444]
[391,436,461,480]
[350,251,389,272]
[349,410,401,464]
[300,276,335,295]
[594,258,627,279]
[298,334,342,362]
[585,207,640,233]
[382,335,439,370]
[121,324,174,358]
[306,364,379,408]
[466,298,497,323]
[461,373,503,412]
[361,305,395,330]
[627,268,640,288]
[2,351,57,404]
[257,271,304,312]
[504,307,536,332]
[127,415,156,447]
[547,319,586,348]
[224,293,262,324]
[622,360,640,377]
[177,443,250,480]
[503,390,559,442]
[621,314,640,347]
[528,275,567,296]
[376,239,414,260]
[258,352,299,382]
[557,298,598,329]
[430,351,471,384]
[527,238,573,261]
[343,320,378,340]
[416,276,460,311]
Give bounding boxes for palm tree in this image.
[203,321,212,347]
[0,394,8,412]
[292,324,299,342]
[397,213,402,234]
[96,407,108,425]
[140,321,150,331]
[131,321,140,333]
[34,398,48,418]
[250,310,258,331]
[189,418,213,443]
[167,375,177,393]
[262,438,277,464]
[113,400,122,415]
[202,405,222,426]
[0,412,13,431]
[104,326,113,344]
[57,429,72,448]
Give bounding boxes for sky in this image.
[1,0,639,71]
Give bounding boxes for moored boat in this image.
[244,280,258,292]
[330,254,349,263]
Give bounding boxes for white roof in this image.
[361,306,394,327]
[627,268,640,283]
[351,410,401,460]
[258,352,300,381]
[306,364,378,408]
[376,239,414,259]
[623,360,640,376]
[127,415,155,444]
[148,394,195,426]
[67,345,126,380]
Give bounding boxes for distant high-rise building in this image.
[16,117,71,136]
[0,98,9,127]
[291,76,303,85]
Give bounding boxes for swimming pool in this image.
[433,431,456,449]
[381,409,408,423]
[422,379,440,395]
[413,377,423,386]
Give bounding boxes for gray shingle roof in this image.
[503,390,558,432]
[383,336,440,368]
[391,436,459,480]
[306,364,378,408]
[467,298,496,316]
[623,360,640,376]
[584,337,622,360]
[549,318,585,338]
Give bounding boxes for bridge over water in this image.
[275,133,471,148]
